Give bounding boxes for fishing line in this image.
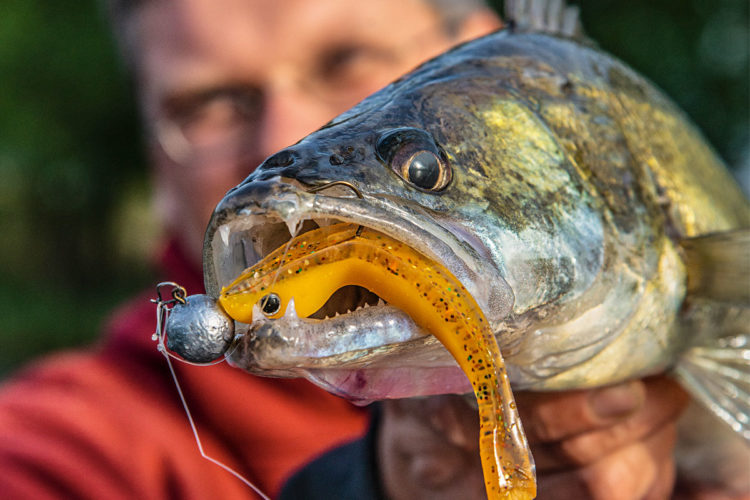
[262,215,304,312]
[153,283,270,500]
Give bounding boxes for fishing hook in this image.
[153,281,187,305]
[151,281,187,346]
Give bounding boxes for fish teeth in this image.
[251,301,263,323]
[219,224,230,247]
[284,298,298,320]
[283,215,301,237]
[377,298,385,306]
[363,303,369,308]
[312,217,334,227]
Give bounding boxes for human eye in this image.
[314,42,396,90]
[162,85,262,149]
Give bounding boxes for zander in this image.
[163,1,750,498]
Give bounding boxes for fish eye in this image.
[402,150,443,190]
[375,128,451,192]
[259,293,281,316]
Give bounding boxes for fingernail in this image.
[589,381,643,419]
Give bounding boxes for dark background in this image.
[0,0,747,376]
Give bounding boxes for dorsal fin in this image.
[505,0,584,37]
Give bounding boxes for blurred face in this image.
[132,0,498,265]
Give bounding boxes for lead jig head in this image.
[165,294,235,363]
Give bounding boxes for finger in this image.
[536,422,676,500]
[527,376,688,471]
[642,446,676,500]
[516,380,646,444]
[643,424,677,500]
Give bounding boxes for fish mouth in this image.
[308,284,383,320]
[203,179,513,401]
[222,215,387,319]
[208,210,437,354]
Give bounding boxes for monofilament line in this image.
[153,288,270,500]
[157,343,271,500]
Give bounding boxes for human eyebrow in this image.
[316,38,399,67]
[160,83,263,121]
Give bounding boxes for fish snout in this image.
[245,141,365,185]
[227,320,312,376]
[213,177,304,216]
[252,148,303,181]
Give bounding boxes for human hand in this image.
[516,375,689,499]
[376,375,689,500]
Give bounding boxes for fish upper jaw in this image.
[204,176,514,322]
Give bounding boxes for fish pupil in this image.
[407,151,440,189]
[260,293,281,316]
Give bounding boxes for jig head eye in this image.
[259,293,281,316]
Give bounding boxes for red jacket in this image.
[0,241,368,499]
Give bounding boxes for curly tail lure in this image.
[219,222,535,499]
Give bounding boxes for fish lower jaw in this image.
[227,305,473,403]
[228,301,431,369]
[225,299,477,402]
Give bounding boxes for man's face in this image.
[133,0,498,265]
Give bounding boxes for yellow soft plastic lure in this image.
[219,223,535,499]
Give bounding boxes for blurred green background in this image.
[0,0,747,377]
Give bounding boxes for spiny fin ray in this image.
[676,333,750,442]
[505,0,583,37]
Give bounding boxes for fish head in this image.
[202,33,589,401]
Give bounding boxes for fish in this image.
[162,1,750,497]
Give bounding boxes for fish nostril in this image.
[329,153,344,165]
[265,150,296,168]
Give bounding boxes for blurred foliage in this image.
[0,0,153,375]
[0,0,747,376]
[576,0,749,173]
